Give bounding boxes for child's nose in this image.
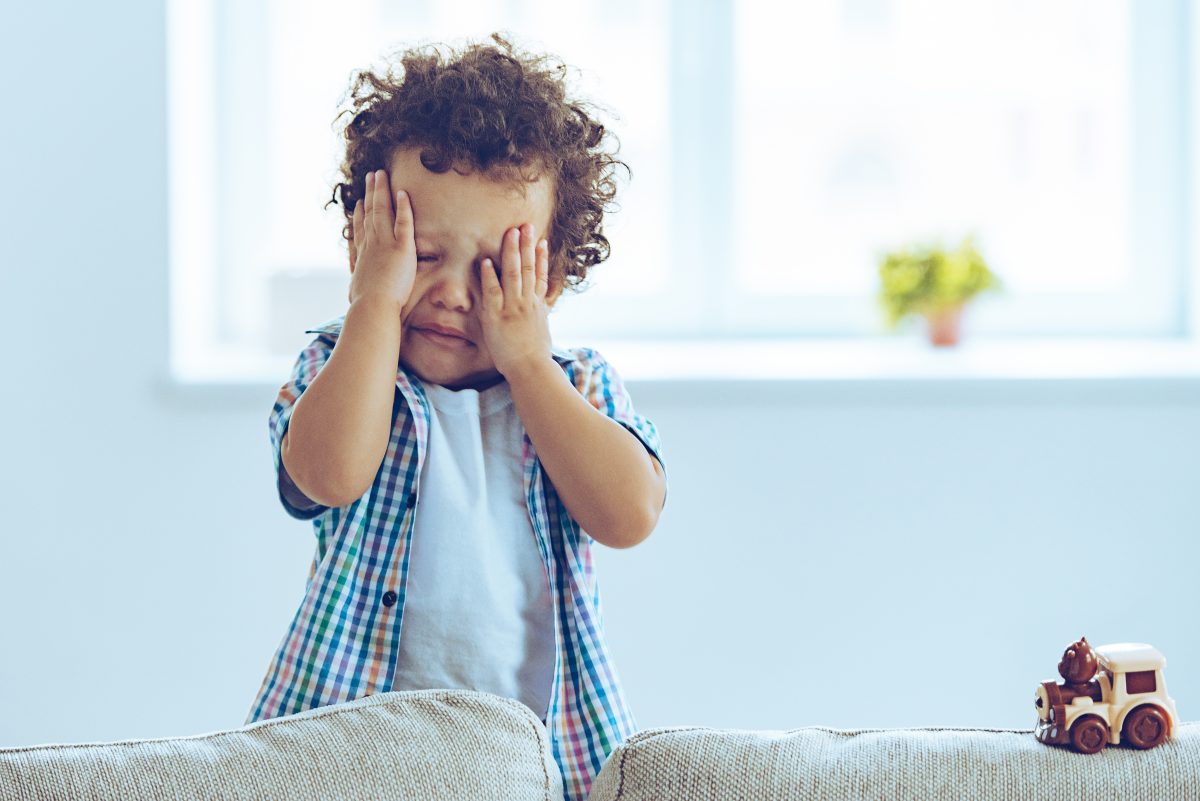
[428,261,476,312]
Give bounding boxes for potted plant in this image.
[877,235,1000,346]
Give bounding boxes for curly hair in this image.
[325,32,629,294]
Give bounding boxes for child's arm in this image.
[507,358,666,549]
[480,223,666,549]
[282,296,402,507]
[284,171,417,507]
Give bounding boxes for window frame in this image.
[166,0,1200,388]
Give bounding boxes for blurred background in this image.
[2,0,1198,747]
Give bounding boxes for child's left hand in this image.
[478,222,553,378]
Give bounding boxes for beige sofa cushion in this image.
[587,723,1200,800]
[0,689,562,801]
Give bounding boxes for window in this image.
[1126,670,1156,694]
[167,0,1196,383]
[169,0,672,380]
[729,0,1187,338]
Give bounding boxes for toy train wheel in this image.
[1069,715,1109,754]
[1123,705,1169,749]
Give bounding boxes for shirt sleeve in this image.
[269,333,336,520]
[573,348,667,492]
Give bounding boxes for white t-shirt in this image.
[391,379,556,720]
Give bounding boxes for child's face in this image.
[372,146,558,391]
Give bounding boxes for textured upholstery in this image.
[586,723,1200,800]
[0,689,562,801]
[5,691,1196,800]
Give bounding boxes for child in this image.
[244,32,667,801]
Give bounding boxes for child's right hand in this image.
[348,169,417,312]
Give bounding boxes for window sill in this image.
[591,336,1200,381]
[158,336,1200,407]
[578,336,1200,405]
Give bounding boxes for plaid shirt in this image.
[245,315,665,801]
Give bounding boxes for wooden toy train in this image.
[1034,636,1177,754]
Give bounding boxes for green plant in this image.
[878,236,1000,328]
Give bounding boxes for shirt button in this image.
[382,591,398,607]
[406,492,416,508]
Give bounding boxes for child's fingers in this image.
[362,172,374,231]
[368,169,394,240]
[353,197,365,236]
[535,238,549,298]
[392,188,414,247]
[365,171,385,243]
[351,200,364,267]
[501,226,522,297]
[370,171,382,237]
[480,257,503,303]
[519,223,536,297]
[376,167,396,232]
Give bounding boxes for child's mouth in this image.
[414,327,473,349]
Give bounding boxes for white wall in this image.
[2,0,1198,750]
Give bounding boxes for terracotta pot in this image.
[923,304,965,347]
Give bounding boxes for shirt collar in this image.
[304,315,575,365]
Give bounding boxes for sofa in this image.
[2,689,1197,800]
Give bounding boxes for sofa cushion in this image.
[0,689,563,801]
[587,723,1200,800]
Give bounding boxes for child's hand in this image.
[478,223,552,377]
[347,169,417,312]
